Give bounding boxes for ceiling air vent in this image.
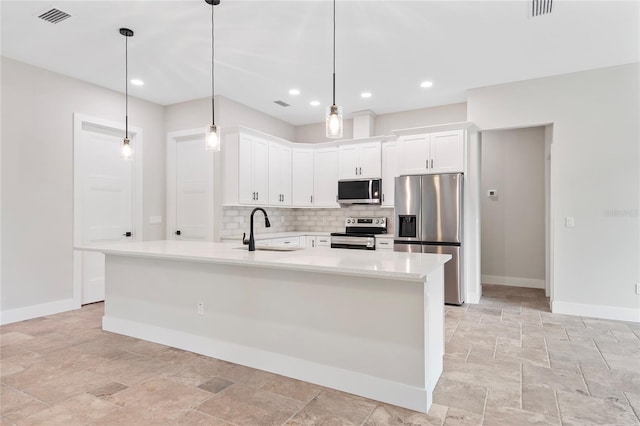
[37,8,71,24]
[273,100,290,107]
[531,0,552,17]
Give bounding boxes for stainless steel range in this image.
[330,217,387,250]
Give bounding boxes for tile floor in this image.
[1,284,639,425]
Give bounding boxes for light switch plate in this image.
[565,217,575,228]
[149,216,162,225]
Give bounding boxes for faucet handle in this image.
[242,232,249,245]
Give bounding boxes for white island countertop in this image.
[77,240,450,282]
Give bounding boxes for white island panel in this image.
[80,241,449,413]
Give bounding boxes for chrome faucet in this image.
[242,208,271,251]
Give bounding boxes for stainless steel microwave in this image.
[337,179,381,204]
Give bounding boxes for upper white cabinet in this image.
[338,141,381,179]
[291,148,314,207]
[238,134,269,205]
[398,130,463,175]
[314,147,339,207]
[268,142,292,206]
[381,142,399,207]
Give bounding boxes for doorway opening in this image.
[479,125,553,299]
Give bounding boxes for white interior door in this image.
[175,136,214,241]
[78,125,133,304]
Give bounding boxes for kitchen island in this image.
[78,240,450,413]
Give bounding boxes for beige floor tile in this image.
[433,377,487,415]
[581,365,640,395]
[442,407,482,426]
[557,389,638,425]
[483,406,559,425]
[625,392,640,419]
[199,377,234,394]
[87,381,128,399]
[107,377,211,411]
[363,402,446,426]
[14,393,117,426]
[0,318,59,337]
[522,384,559,417]
[485,386,521,410]
[219,364,278,388]
[198,383,304,425]
[87,352,172,386]
[0,332,34,347]
[0,384,49,423]
[170,410,234,425]
[0,359,25,378]
[495,343,549,368]
[545,339,608,368]
[285,388,375,425]
[20,368,111,404]
[163,355,234,387]
[442,358,520,389]
[522,364,588,395]
[259,375,322,403]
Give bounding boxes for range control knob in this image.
[375,219,380,224]
[346,219,351,224]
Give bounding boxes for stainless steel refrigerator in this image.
[394,173,464,305]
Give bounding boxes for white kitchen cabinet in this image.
[313,147,339,207]
[270,236,301,248]
[306,235,331,248]
[375,237,394,250]
[338,141,382,179]
[398,130,463,175]
[268,142,292,206]
[381,142,399,207]
[238,134,269,205]
[292,148,314,207]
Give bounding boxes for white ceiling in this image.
[1,1,638,125]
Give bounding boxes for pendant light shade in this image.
[326,0,342,139]
[205,0,221,151]
[119,27,134,160]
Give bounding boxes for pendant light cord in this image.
[211,2,215,125]
[125,34,129,139]
[332,0,336,105]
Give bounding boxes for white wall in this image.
[481,127,546,288]
[468,63,640,321]
[0,57,165,315]
[294,103,466,143]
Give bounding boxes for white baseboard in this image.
[0,298,79,325]
[552,301,640,323]
[103,316,432,413]
[482,275,545,289]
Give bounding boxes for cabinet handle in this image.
[282,194,285,202]
[431,159,434,168]
[252,192,255,200]
[312,240,315,248]
[426,160,428,169]
[256,192,259,200]
[355,167,358,175]
[382,194,385,202]
[310,195,313,203]
[359,167,362,175]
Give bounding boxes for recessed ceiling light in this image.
[131,79,144,86]
[289,89,300,96]
[361,92,372,98]
[310,100,320,107]
[420,81,433,88]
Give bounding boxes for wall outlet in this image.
[487,189,498,197]
[149,216,162,225]
[197,301,204,315]
[565,217,575,228]
[636,283,640,295]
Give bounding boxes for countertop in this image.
[77,240,450,281]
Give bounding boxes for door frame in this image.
[166,128,214,241]
[72,113,144,306]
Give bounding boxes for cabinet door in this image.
[358,141,382,178]
[399,134,430,175]
[268,143,281,205]
[280,146,292,206]
[252,138,269,205]
[238,135,255,204]
[381,142,399,207]
[314,148,339,207]
[338,144,359,179]
[292,149,314,206]
[430,130,464,173]
[268,144,292,205]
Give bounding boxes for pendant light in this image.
[205,0,221,151]
[326,0,342,139]
[119,28,134,160]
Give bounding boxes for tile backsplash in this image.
[221,205,394,238]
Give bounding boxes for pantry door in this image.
[167,129,214,241]
[73,114,143,305]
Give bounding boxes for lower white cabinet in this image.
[307,235,331,248]
[270,236,302,248]
[376,237,394,250]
